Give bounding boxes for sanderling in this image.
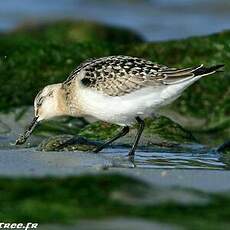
[15,55,223,155]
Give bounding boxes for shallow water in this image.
[0,129,227,170]
[0,135,228,170]
[0,0,230,41]
[0,144,227,170]
[104,146,227,170]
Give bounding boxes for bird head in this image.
[15,83,67,145]
[34,83,64,121]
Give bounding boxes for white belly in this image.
[77,76,201,126]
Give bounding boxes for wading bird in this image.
[16,56,223,156]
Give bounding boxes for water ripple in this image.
[105,147,226,170]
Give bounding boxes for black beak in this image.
[15,116,39,145]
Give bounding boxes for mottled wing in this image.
[78,56,166,96]
[66,55,206,97]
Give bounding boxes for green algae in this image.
[37,117,195,152]
[38,135,97,152]
[78,117,195,144]
[143,117,196,143]
[34,116,87,137]
[78,117,196,147]
[0,174,229,230]
[78,122,121,141]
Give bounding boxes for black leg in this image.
[128,117,145,156]
[93,126,129,153]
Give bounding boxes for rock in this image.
[77,117,196,151]
[38,135,98,152]
[26,116,197,152]
[79,121,120,141]
[140,117,196,145]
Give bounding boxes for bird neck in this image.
[55,84,70,116]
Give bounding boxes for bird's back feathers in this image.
[64,56,224,97]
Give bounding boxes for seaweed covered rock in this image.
[79,122,120,141]
[79,117,195,146]
[140,117,196,146]
[38,135,97,152]
[78,116,195,145]
[38,117,195,152]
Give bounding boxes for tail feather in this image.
[192,64,224,76]
[162,64,224,85]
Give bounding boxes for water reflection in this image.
[105,146,226,170]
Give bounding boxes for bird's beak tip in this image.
[15,116,39,146]
[15,135,26,145]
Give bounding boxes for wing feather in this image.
[158,65,203,85]
[63,56,223,96]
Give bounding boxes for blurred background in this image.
[1,0,230,41]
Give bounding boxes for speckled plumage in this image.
[64,55,204,97]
